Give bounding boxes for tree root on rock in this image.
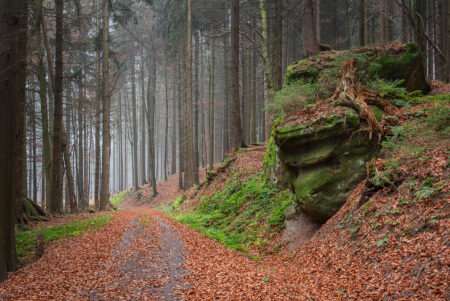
[332,59,388,141]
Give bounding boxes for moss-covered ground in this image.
[161,150,293,257]
[16,215,113,265]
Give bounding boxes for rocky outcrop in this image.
[273,44,427,224]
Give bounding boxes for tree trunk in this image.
[99,0,111,211]
[231,0,243,149]
[62,129,77,214]
[185,0,196,187]
[50,0,64,214]
[222,31,230,157]
[208,35,215,171]
[77,73,85,210]
[0,0,20,281]
[447,0,450,81]
[316,0,321,43]
[302,0,320,57]
[164,61,169,180]
[37,20,52,209]
[131,57,139,190]
[177,58,184,190]
[359,0,366,46]
[273,0,283,91]
[193,32,200,183]
[94,0,101,209]
[171,64,177,175]
[260,0,273,140]
[147,54,157,196]
[140,56,147,185]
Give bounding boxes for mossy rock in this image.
[367,43,427,92]
[274,109,379,223]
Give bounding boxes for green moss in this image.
[16,215,113,265]
[370,105,383,122]
[165,174,293,253]
[110,189,131,206]
[368,43,426,91]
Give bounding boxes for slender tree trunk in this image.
[303,0,320,57]
[231,0,243,149]
[222,32,230,157]
[380,0,386,44]
[193,33,200,183]
[77,73,85,210]
[147,54,157,196]
[359,0,366,46]
[50,0,64,213]
[131,57,139,190]
[260,0,273,140]
[345,0,350,48]
[251,49,257,144]
[273,0,283,91]
[447,0,450,81]
[62,128,77,214]
[316,0,321,43]
[208,35,215,171]
[94,0,101,209]
[177,58,184,190]
[140,56,147,185]
[164,62,169,180]
[171,64,177,175]
[185,0,196,187]
[37,21,52,208]
[99,0,111,210]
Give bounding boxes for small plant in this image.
[376,236,389,247]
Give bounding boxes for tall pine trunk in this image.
[185,0,196,187]
[131,57,139,190]
[208,35,215,171]
[140,56,147,185]
[50,0,64,213]
[99,0,111,210]
[231,0,243,149]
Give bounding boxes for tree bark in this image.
[193,32,199,183]
[94,0,102,209]
[208,35,215,171]
[131,57,139,190]
[147,54,157,196]
[37,19,52,209]
[50,0,64,214]
[231,0,243,149]
[222,31,230,156]
[302,0,321,57]
[140,56,147,185]
[99,0,111,211]
[185,0,196,187]
[273,0,283,91]
[359,0,366,46]
[0,0,20,281]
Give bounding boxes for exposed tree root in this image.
[17,197,49,224]
[332,59,385,140]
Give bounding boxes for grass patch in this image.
[110,190,131,206]
[16,215,113,265]
[163,174,293,253]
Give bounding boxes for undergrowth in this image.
[163,172,293,254]
[110,189,131,206]
[16,215,113,265]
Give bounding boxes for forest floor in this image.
[1,84,449,300]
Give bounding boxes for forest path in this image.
[0,206,308,300]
